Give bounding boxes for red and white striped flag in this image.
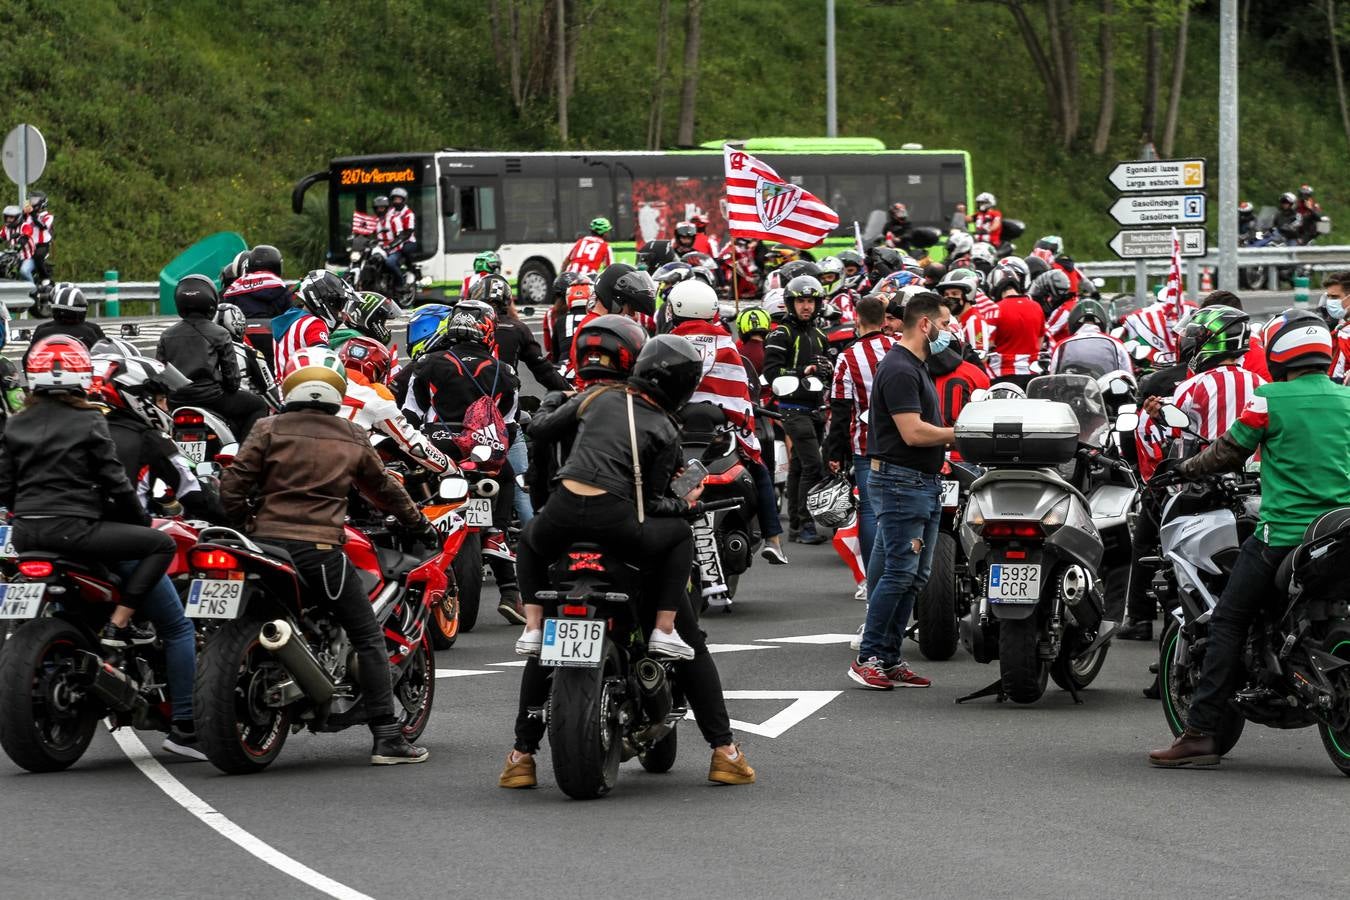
[352,210,380,236]
[831,513,866,586]
[1161,226,1184,314]
[724,145,840,249]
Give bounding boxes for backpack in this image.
[445,350,509,474]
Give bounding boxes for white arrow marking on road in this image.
[755,633,859,644]
[706,643,777,653]
[434,668,503,678]
[688,690,843,738]
[111,730,374,900]
[489,660,529,667]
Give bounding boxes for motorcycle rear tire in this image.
[194,618,291,774]
[638,726,679,774]
[1158,617,1245,755]
[998,617,1048,704]
[1316,627,1350,777]
[0,618,100,772]
[452,531,484,634]
[916,533,960,662]
[1050,635,1110,692]
[548,640,623,799]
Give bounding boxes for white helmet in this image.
[947,231,974,259]
[763,288,788,320]
[976,191,997,210]
[969,241,999,270]
[281,346,347,411]
[818,256,846,295]
[666,280,719,321]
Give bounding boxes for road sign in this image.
[2,124,47,189]
[1108,193,1206,227]
[1107,228,1207,260]
[1107,157,1206,192]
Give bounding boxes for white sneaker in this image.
[648,628,696,660]
[515,628,542,656]
[849,623,864,651]
[760,541,789,565]
[854,581,868,602]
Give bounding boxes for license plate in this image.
[463,497,493,528]
[987,564,1041,603]
[185,579,244,619]
[0,582,45,618]
[178,441,207,463]
[0,526,15,559]
[539,618,605,668]
[940,480,960,508]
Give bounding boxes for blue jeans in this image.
[748,458,783,539]
[19,257,35,283]
[507,438,534,526]
[385,239,418,277]
[852,457,876,572]
[858,461,942,665]
[115,562,195,721]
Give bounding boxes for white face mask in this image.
[1323,292,1345,321]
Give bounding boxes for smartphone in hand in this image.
[669,459,709,498]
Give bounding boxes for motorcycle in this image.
[954,375,1125,704]
[0,519,201,772]
[679,403,762,612]
[912,457,982,662]
[534,498,742,799]
[346,234,420,306]
[187,507,461,773]
[172,408,238,467]
[0,246,22,281]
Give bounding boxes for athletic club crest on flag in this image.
[756,180,802,231]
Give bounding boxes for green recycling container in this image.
[157,232,248,314]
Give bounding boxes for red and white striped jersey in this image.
[25,210,53,245]
[830,331,896,456]
[1136,363,1266,478]
[1045,298,1078,347]
[1332,323,1350,380]
[460,271,487,300]
[987,295,1045,377]
[971,289,998,321]
[564,236,612,275]
[958,305,994,358]
[671,319,761,462]
[274,314,331,379]
[1121,299,1197,361]
[378,207,416,246]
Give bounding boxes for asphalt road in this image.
[2,542,1345,900]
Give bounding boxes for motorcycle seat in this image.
[1274,551,1296,598]
[376,544,425,579]
[251,542,296,566]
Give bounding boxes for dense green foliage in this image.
[3,0,1345,279]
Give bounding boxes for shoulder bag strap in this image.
[626,390,645,525]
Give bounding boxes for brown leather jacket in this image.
[220,408,422,544]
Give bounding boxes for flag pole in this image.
[732,245,741,313]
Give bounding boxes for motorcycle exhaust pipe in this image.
[634,657,673,722]
[73,651,149,717]
[259,619,335,704]
[474,478,499,498]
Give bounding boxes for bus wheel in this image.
[517,260,555,307]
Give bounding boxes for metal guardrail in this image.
[1078,245,1350,281]
[0,280,159,315]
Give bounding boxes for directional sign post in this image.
[1108,193,1206,227]
[1,124,47,207]
[1108,227,1208,260]
[1107,156,1208,303]
[1107,158,1207,193]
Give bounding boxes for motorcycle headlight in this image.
[964,495,985,529]
[1040,496,1072,531]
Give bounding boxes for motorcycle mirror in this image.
[804,376,824,392]
[195,462,220,479]
[1114,412,1140,433]
[120,323,141,337]
[521,306,535,317]
[1116,402,1138,415]
[1091,277,1106,288]
[218,442,240,458]
[470,444,492,462]
[969,388,990,403]
[1130,343,1152,360]
[1029,360,1045,375]
[1109,378,1132,396]
[771,375,800,396]
[439,476,470,501]
[151,480,169,500]
[1160,404,1191,429]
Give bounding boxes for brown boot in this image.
[1148,728,1220,767]
[708,744,756,785]
[498,750,536,788]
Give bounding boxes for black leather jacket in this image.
[526,384,688,517]
[24,320,108,363]
[496,316,568,391]
[107,409,225,522]
[157,315,240,403]
[0,399,146,523]
[763,314,831,408]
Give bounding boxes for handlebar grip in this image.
[693,498,745,515]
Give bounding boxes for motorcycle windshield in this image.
[1026,374,1109,446]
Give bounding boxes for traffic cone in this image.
[1200,266,1213,293]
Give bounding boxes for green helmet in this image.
[473,250,501,274]
[1179,305,1250,372]
[735,306,773,338]
[589,217,613,236]
[1067,298,1109,334]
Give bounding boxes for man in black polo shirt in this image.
[849,292,955,690]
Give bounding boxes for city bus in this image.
[291,137,973,304]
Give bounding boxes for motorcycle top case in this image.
[954,399,1080,467]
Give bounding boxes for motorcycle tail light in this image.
[703,464,745,486]
[18,560,53,578]
[562,604,589,617]
[568,551,604,572]
[983,521,1044,540]
[190,548,239,571]
[173,411,204,427]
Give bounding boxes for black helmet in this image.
[551,270,591,303]
[836,248,863,271]
[673,222,697,242]
[638,239,676,274]
[28,192,47,212]
[1179,305,1250,373]
[174,275,219,319]
[1264,308,1332,381]
[1024,254,1050,280]
[1067,299,1109,334]
[1029,268,1072,309]
[629,334,703,412]
[866,246,903,279]
[784,274,826,308]
[373,194,390,211]
[573,314,648,381]
[778,259,822,284]
[248,244,283,277]
[51,283,90,324]
[437,301,497,349]
[220,249,248,289]
[295,270,348,328]
[469,273,513,311]
[594,262,656,316]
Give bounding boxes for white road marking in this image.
[434,668,502,678]
[489,660,529,667]
[755,633,859,645]
[692,690,843,738]
[111,729,374,900]
[706,643,776,654]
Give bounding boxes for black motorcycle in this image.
[345,234,421,305]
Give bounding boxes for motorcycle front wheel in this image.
[0,618,100,772]
[916,532,960,661]
[548,640,623,799]
[998,617,1048,704]
[394,635,435,741]
[1158,617,1245,755]
[194,618,292,775]
[1316,627,1350,777]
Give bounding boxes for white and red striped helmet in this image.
[26,335,94,394]
[281,346,347,410]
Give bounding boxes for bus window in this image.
[559,175,613,241]
[502,178,558,243]
[889,172,941,228]
[332,185,437,261]
[444,183,498,252]
[827,174,888,231]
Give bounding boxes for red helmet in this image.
[338,336,394,384]
[26,335,94,394]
